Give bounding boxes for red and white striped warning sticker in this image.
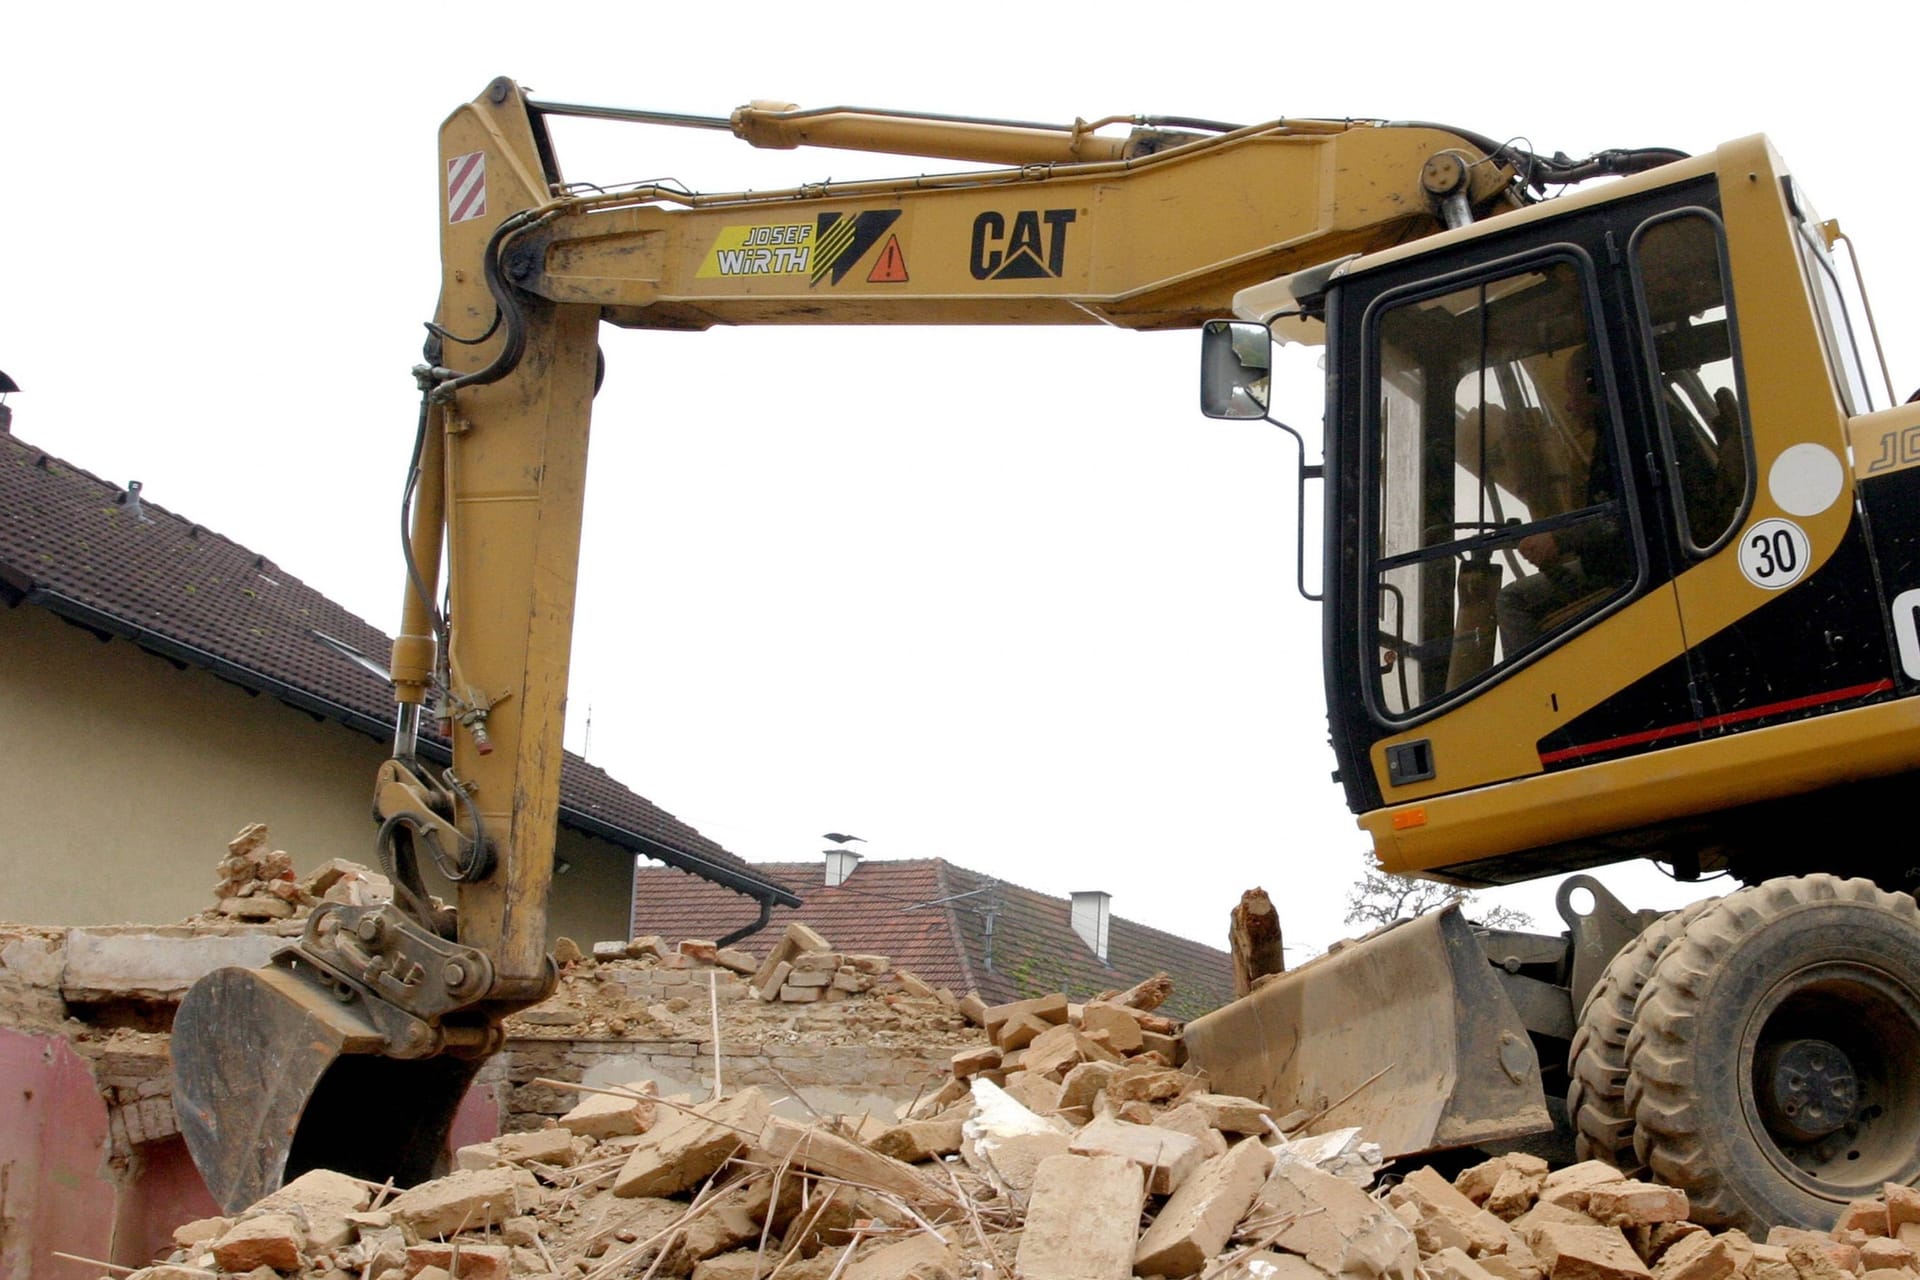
[447,150,487,224]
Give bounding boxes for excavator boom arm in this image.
[175,76,1525,1211]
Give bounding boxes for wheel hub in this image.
[1758,1037,1858,1143]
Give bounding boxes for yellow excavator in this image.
[174,77,1920,1233]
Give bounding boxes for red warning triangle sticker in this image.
[867,235,909,283]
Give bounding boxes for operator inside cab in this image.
[1493,346,1631,655]
[1371,258,1637,715]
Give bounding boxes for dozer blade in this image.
[174,962,482,1213]
[1183,903,1550,1158]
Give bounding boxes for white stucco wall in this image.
[0,602,634,944]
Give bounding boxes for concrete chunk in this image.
[1252,1159,1419,1280]
[62,930,283,1001]
[1018,1154,1144,1280]
[963,1128,1071,1194]
[868,1117,965,1164]
[171,1216,232,1251]
[1069,1114,1203,1196]
[758,1116,941,1206]
[613,1088,770,1199]
[1182,1091,1272,1135]
[559,1080,658,1139]
[1153,1102,1231,1159]
[386,1167,541,1240]
[843,1232,960,1280]
[456,1126,576,1171]
[1236,1255,1343,1280]
[250,1168,371,1251]
[1134,1137,1275,1277]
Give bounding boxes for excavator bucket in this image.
[1183,904,1551,1157]
[173,962,482,1213]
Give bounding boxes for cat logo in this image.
[970,209,1077,280]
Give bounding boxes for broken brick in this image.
[1650,1233,1738,1280]
[211,1215,306,1273]
[1524,1222,1652,1280]
[983,992,1069,1041]
[1586,1182,1688,1227]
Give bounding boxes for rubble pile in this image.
[500,923,984,1055]
[124,1102,1920,1280]
[206,825,392,922]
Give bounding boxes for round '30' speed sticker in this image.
[1738,518,1811,590]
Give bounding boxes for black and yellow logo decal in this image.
[810,211,902,285]
[969,209,1076,280]
[698,211,904,286]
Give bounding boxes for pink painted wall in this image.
[1,1028,501,1278]
[1,1026,115,1278]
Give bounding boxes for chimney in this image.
[824,847,863,887]
[1070,890,1111,962]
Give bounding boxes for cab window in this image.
[1370,256,1634,718]
[1630,211,1751,552]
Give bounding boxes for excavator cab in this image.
[1194,137,1920,1231]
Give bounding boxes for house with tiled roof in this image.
[0,412,797,940]
[632,853,1236,1023]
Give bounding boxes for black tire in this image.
[1626,876,1920,1232]
[1566,900,1714,1175]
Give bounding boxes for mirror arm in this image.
[1264,417,1325,602]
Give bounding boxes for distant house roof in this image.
[632,857,1235,1022]
[0,426,797,910]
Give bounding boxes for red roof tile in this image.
[633,857,1235,1021]
[0,427,795,908]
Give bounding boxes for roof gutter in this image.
[17,586,799,910]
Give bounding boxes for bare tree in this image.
[1344,864,1533,931]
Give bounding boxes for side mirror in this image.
[1199,320,1273,419]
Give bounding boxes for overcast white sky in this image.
[5,5,1915,958]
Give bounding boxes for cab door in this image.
[1630,181,1895,754]
[1331,211,1700,810]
